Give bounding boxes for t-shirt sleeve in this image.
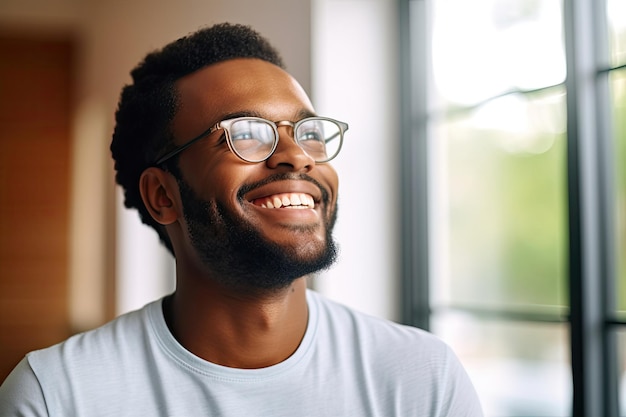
[438,346,484,417]
[0,357,49,417]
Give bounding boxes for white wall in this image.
[311,0,400,321]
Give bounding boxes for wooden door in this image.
[0,32,75,382]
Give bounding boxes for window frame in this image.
[398,0,626,416]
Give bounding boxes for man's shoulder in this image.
[27,299,161,375]
[307,290,466,397]
[308,290,447,355]
[0,299,170,414]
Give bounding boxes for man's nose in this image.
[265,124,315,172]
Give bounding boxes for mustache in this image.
[237,172,330,205]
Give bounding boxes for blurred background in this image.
[0,0,624,416]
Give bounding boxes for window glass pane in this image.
[607,0,626,67]
[431,0,564,108]
[429,90,568,310]
[432,312,570,416]
[610,69,626,313]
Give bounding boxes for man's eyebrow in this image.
[294,108,317,120]
[218,110,264,121]
[217,109,318,123]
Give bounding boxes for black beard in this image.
[177,174,338,294]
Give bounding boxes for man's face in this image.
[169,58,339,292]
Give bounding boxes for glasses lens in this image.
[228,119,277,162]
[295,119,343,162]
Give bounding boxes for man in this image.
[0,23,483,416]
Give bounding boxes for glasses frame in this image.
[155,116,348,165]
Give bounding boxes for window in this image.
[399,0,626,416]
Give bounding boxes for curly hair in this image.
[110,23,285,255]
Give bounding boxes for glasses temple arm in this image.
[155,126,216,165]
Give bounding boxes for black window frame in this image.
[398,0,626,416]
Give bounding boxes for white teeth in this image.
[290,194,302,206]
[255,193,314,209]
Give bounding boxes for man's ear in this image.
[139,167,179,225]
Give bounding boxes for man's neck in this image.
[163,277,309,369]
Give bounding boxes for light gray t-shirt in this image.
[0,290,483,416]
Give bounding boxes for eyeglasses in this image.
[155,116,349,165]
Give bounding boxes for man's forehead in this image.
[175,58,292,91]
[170,58,315,135]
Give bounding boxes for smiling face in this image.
[167,58,339,292]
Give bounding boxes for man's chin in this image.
[261,231,328,257]
[222,239,338,293]
[178,178,338,292]
[190,220,338,293]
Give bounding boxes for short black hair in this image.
[110,23,285,255]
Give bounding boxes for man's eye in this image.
[232,132,255,141]
[300,131,323,142]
